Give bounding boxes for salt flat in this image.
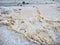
[0,1,60,45]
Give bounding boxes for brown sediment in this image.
[45,20,60,23]
[21,21,24,23]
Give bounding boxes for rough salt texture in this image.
[0,3,60,45]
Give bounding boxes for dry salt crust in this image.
[0,5,60,45]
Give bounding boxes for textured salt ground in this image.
[0,25,38,45]
[0,2,60,45]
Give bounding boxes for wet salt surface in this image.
[0,1,60,6]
